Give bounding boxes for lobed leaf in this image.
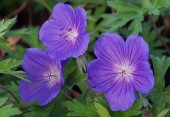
[0,17,16,37]
[157,109,170,117]
[63,99,99,117]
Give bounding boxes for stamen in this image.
[60,27,78,41]
[115,62,135,81]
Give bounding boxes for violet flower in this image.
[88,33,154,111]
[39,3,90,60]
[19,48,64,106]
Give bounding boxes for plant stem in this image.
[4,0,29,19]
[149,15,170,55]
[60,91,73,101]
[0,85,19,103]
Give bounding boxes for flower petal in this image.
[39,19,65,43]
[19,76,62,105]
[88,59,118,92]
[94,33,125,65]
[38,83,61,106]
[46,32,89,60]
[132,61,154,93]
[72,33,90,58]
[19,77,45,103]
[52,3,75,27]
[22,48,59,76]
[125,34,149,65]
[75,7,87,31]
[19,48,64,106]
[105,81,136,111]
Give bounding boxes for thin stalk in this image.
[0,85,19,103]
[60,91,73,101]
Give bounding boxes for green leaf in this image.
[0,17,16,37]
[0,58,22,71]
[95,103,111,117]
[152,95,166,116]
[63,99,99,117]
[149,56,170,116]
[0,104,21,117]
[151,56,167,89]
[64,59,87,88]
[121,99,142,117]
[140,0,152,7]
[0,97,21,117]
[157,109,170,117]
[102,13,136,31]
[107,1,141,13]
[65,68,86,88]
[102,1,145,32]
[0,39,13,56]
[162,57,170,77]
[0,97,7,106]
[6,26,43,48]
[96,97,142,117]
[153,0,170,9]
[0,58,28,82]
[128,16,144,34]
[48,93,67,117]
[141,22,166,56]
[164,86,170,103]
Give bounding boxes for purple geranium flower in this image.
[19,48,64,106]
[39,3,90,60]
[88,33,154,111]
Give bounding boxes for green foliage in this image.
[102,1,144,34]
[0,97,21,117]
[0,58,27,82]
[6,26,43,48]
[151,56,170,89]
[141,22,167,56]
[145,0,170,15]
[95,102,111,117]
[76,54,88,73]
[150,56,170,116]
[96,97,142,117]
[102,0,170,34]
[157,109,170,117]
[0,39,13,56]
[63,98,142,117]
[0,58,22,70]
[63,100,99,117]
[0,17,16,37]
[63,99,99,117]
[64,59,87,88]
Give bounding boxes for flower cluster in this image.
[19,2,154,111]
[19,3,89,106]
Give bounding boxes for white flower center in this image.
[65,30,78,39]
[115,61,135,82]
[47,72,60,82]
[45,69,61,87]
[120,65,132,77]
[61,28,78,42]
